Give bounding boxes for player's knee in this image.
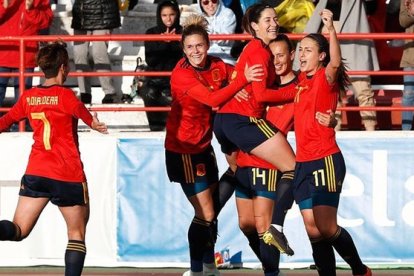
[0,220,22,241]
[238,218,256,234]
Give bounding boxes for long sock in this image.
[272,170,294,226]
[243,230,261,261]
[188,217,214,272]
[310,237,336,276]
[259,233,280,275]
[213,167,236,217]
[0,220,21,241]
[328,227,366,275]
[202,247,215,265]
[64,240,86,276]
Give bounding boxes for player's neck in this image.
[43,77,62,86]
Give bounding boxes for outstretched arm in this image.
[91,112,108,134]
[185,64,263,107]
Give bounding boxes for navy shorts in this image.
[293,152,346,209]
[19,174,89,207]
[214,113,279,155]
[235,167,278,200]
[165,146,219,197]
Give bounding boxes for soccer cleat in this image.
[354,266,372,276]
[182,270,203,276]
[263,225,294,256]
[203,265,220,276]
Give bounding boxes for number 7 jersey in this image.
[0,85,93,182]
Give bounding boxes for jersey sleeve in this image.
[248,52,296,104]
[172,67,248,108]
[0,97,26,132]
[61,89,93,128]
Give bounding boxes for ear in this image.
[290,50,295,61]
[319,52,326,62]
[251,22,259,32]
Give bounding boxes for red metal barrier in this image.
[0,33,412,131]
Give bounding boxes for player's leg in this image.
[0,195,49,241]
[59,203,89,276]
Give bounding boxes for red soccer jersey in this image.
[219,39,275,118]
[165,56,240,154]
[0,85,93,182]
[236,78,297,169]
[293,68,340,162]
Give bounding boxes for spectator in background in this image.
[0,0,53,107]
[71,0,122,104]
[196,0,237,65]
[303,0,379,131]
[399,0,414,130]
[143,0,182,131]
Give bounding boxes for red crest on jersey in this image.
[196,163,206,176]
[211,69,221,82]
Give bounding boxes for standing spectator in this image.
[0,41,108,276]
[71,0,122,104]
[0,0,53,107]
[303,0,379,131]
[400,0,414,130]
[196,0,237,64]
[143,0,182,131]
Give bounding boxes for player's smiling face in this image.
[183,34,209,68]
[251,8,279,45]
[270,41,294,76]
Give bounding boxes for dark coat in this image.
[144,0,183,73]
[71,0,121,30]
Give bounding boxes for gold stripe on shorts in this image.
[182,154,195,183]
[249,117,275,138]
[268,169,277,192]
[324,155,336,192]
[82,182,89,204]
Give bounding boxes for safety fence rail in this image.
[0,33,413,130]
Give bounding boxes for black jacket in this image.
[71,0,121,30]
[144,0,182,73]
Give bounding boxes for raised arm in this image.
[321,9,341,85]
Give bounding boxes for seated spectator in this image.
[71,0,123,104]
[196,0,237,65]
[142,0,182,131]
[0,0,53,107]
[399,0,414,130]
[302,0,379,131]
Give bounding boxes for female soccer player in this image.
[293,10,371,276]
[164,15,262,276]
[213,3,298,253]
[0,41,108,276]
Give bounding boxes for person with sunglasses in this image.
[195,0,237,65]
[0,41,108,276]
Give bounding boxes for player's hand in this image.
[91,112,109,134]
[3,0,10,9]
[316,109,337,128]
[234,88,249,102]
[320,9,334,32]
[244,64,264,83]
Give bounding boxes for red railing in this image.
[0,33,412,130]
